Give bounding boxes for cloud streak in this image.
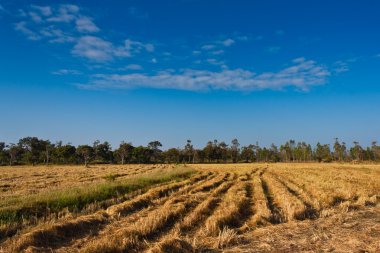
[52,69,82,75]
[15,4,98,44]
[78,58,330,92]
[15,4,154,62]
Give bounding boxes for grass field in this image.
[0,163,379,252]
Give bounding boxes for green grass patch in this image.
[0,166,195,225]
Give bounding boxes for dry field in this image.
[0,163,379,252]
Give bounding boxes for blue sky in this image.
[1,0,380,148]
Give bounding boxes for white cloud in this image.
[16,4,155,62]
[267,46,281,53]
[201,44,215,50]
[31,5,52,16]
[29,11,42,23]
[0,4,9,15]
[222,38,235,47]
[333,60,350,73]
[72,36,154,62]
[14,21,41,40]
[52,69,82,75]
[72,36,129,61]
[206,58,224,66]
[78,58,330,92]
[211,50,224,55]
[76,17,99,33]
[40,27,75,43]
[122,64,143,70]
[47,4,79,23]
[125,39,155,55]
[145,43,155,52]
[16,4,99,43]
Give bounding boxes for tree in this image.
[76,145,94,167]
[41,140,54,165]
[132,146,152,163]
[53,143,76,164]
[203,141,214,163]
[165,148,180,163]
[269,144,281,162]
[8,144,23,166]
[333,138,347,162]
[0,142,7,165]
[314,143,331,162]
[148,141,163,163]
[350,141,363,161]
[371,141,380,161]
[93,140,113,163]
[241,145,254,162]
[218,141,229,162]
[230,138,240,163]
[115,142,134,164]
[18,137,45,165]
[184,140,194,163]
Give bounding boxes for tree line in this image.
[0,137,379,166]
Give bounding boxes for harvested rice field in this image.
[0,163,379,252]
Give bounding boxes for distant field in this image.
[0,163,379,252]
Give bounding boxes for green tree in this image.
[115,142,134,164]
[8,143,23,166]
[0,142,8,165]
[350,141,363,161]
[76,145,94,167]
[314,143,331,162]
[53,142,76,164]
[165,148,180,163]
[148,141,163,163]
[184,139,194,163]
[18,137,45,165]
[241,144,254,162]
[93,140,113,163]
[230,138,240,163]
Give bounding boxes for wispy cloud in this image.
[332,58,359,74]
[266,46,281,53]
[275,30,285,35]
[121,64,143,71]
[128,7,149,19]
[31,5,52,16]
[15,4,154,62]
[75,17,99,33]
[201,37,236,51]
[125,39,155,54]
[206,58,225,66]
[14,21,41,40]
[77,58,330,92]
[211,50,224,55]
[333,60,349,73]
[15,4,98,43]
[72,36,129,61]
[52,69,82,75]
[201,44,216,50]
[222,38,235,47]
[46,4,79,23]
[0,4,10,16]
